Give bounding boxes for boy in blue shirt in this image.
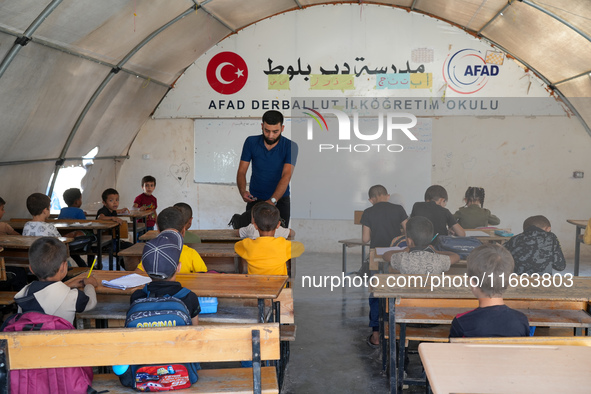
[58,188,86,220]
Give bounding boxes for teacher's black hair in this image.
[262,110,284,125]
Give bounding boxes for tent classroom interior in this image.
[1,1,590,393]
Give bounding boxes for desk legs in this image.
[342,244,347,273]
[96,231,103,270]
[574,226,581,276]
[132,218,138,244]
[389,297,398,394]
[258,299,265,323]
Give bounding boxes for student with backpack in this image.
[118,228,201,390]
[4,236,97,393]
[13,236,98,324]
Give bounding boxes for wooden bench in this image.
[383,298,591,389]
[450,336,591,346]
[0,323,280,394]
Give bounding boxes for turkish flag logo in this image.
[206,52,248,95]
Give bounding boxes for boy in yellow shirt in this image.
[234,202,304,275]
[138,207,207,273]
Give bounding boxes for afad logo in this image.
[206,52,248,95]
[303,107,418,153]
[442,49,501,94]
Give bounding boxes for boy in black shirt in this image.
[411,185,465,238]
[360,185,408,347]
[450,244,529,338]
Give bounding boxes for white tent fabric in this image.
[0,0,590,202]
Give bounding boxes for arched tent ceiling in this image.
[0,0,590,195]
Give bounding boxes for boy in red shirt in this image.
[133,175,158,230]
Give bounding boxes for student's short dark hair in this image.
[424,185,448,202]
[406,216,434,248]
[467,244,514,297]
[29,237,67,279]
[523,215,551,231]
[368,185,388,199]
[253,203,280,232]
[101,188,119,202]
[173,202,193,225]
[142,175,156,186]
[0,196,5,206]
[157,207,185,232]
[63,188,82,207]
[262,110,283,125]
[26,193,50,216]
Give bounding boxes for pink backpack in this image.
[2,312,94,394]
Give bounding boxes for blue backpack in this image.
[118,286,200,390]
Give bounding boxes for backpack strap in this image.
[142,284,151,298]
[173,288,191,299]
[23,323,43,331]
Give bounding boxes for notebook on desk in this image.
[102,273,152,290]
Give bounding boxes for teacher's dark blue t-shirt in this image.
[240,134,298,200]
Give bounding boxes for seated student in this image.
[234,203,304,275]
[0,196,19,235]
[239,201,295,239]
[96,187,132,247]
[14,237,98,325]
[411,185,466,238]
[23,193,73,237]
[131,230,200,325]
[453,186,500,229]
[383,217,460,274]
[58,188,86,220]
[173,202,201,244]
[23,193,89,267]
[449,244,530,337]
[503,215,566,275]
[96,188,131,223]
[138,207,207,273]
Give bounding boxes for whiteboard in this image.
[194,117,431,220]
[194,118,291,184]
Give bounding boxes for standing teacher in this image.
[237,110,298,227]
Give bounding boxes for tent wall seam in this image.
[47,4,199,197]
[0,0,63,79]
[480,38,591,138]
[0,156,130,167]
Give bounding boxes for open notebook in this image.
[102,273,152,290]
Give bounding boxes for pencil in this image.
[431,233,439,243]
[87,257,97,278]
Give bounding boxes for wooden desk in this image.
[119,210,153,243]
[76,300,263,329]
[464,228,512,243]
[118,242,240,272]
[139,229,241,243]
[370,274,591,394]
[0,291,16,305]
[7,220,119,270]
[568,219,588,276]
[0,235,73,267]
[337,239,369,274]
[419,342,591,394]
[67,271,288,323]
